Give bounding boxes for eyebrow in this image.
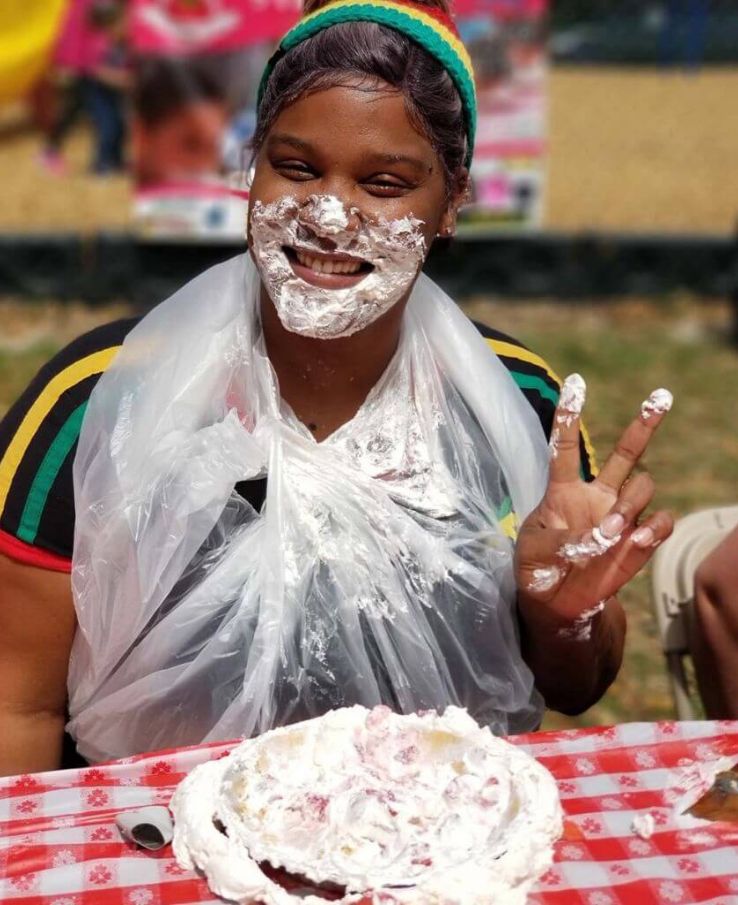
[267,133,431,174]
[267,133,315,154]
[368,152,430,174]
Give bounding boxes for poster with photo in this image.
[130,0,297,239]
[457,0,547,229]
[130,0,547,240]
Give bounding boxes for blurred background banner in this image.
[457,0,548,230]
[130,0,298,239]
[130,0,550,239]
[132,0,300,55]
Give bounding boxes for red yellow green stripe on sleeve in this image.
[0,347,119,525]
[485,337,599,477]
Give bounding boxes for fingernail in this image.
[559,373,587,416]
[599,512,625,539]
[641,388,673,420]
[632,526,655,547]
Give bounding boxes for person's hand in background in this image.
[691,524,738,718]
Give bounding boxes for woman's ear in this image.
[438,168,470,237]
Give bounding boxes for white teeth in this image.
[294,249,361,275]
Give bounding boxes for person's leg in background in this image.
[84,78,124,174]
[109,89,126,171]
[39,74,88,174]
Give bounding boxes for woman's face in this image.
[247,83,463,339]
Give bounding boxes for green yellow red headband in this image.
[257,0,477,167]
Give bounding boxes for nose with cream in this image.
[249,194,427,338]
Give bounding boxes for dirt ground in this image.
[0,66,736,234]
[547,67,738,234]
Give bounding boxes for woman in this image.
[0,0,673,773]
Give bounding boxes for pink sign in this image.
[54,0,110,73]
[454,0,546,18]
[131,0,301,55]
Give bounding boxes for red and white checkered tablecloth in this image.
[1,721,738,905]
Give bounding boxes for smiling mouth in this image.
[284,246,373,288]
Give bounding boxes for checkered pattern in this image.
[1,722,738,904]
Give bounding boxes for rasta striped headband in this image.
[257,0,477,167]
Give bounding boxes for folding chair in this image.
[650,505,738,720]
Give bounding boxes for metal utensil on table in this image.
[116,806,173,850]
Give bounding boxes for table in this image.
[1,721,738,904]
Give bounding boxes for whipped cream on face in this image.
[249,194,427,339]
[171,706,563,905]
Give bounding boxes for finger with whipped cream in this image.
[546,373,587,481]
[594,386,673,494]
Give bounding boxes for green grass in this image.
[0,343,61,416]
[3,296,737,729]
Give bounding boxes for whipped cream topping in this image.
[316,345,458,517]
[556,600,607,642]
[559,533,613,562]
[171,706,563,905]
[630,813,655,839]
[641,388,673,420]
[556,374,586,427]
[528,565,562,594]
[249,195,426,339]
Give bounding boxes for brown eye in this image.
[274,160,315,180]
[364,176,413,197]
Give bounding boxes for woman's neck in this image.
[260,289,405,442]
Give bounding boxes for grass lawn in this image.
[2,294,737,730]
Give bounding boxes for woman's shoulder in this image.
[472,321,563,406]
[471,320,598,481]
[0,317,141,570]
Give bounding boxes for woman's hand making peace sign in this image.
[514,374,674,715]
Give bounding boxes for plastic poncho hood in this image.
[67,254,549,763]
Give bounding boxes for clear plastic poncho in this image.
[67,254,550,763]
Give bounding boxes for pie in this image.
[171,705,563,904]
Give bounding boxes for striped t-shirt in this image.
[0,317,597,572]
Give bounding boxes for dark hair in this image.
[133,58,226,127]
[88,0,125,29]
[252,0,467,190]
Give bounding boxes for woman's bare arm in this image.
[0,553,76,775]
[691,526,738,718]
